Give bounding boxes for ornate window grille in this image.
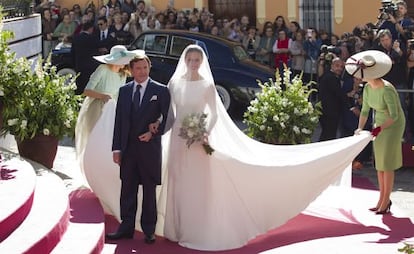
[300,0,333,33]
[0,0,33,19]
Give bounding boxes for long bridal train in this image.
[83,100,372,250]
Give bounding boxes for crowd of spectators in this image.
[34,0,414,162]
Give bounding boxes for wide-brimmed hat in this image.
[345,50,392,80]
[93,45,145,65]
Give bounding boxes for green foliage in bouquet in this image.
[399,243,414,254]
[0,15,82,142]
[243,68,321,145]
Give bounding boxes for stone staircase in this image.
[0,149,105,254]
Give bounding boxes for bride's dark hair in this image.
[184,45,204,59]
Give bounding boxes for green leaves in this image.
[243,68,321,145]
[398,242,414,254]
[0,23,82,142]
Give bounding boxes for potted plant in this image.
[243,68,321,145]
[0,17,82,168]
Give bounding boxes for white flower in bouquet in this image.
[43,128,50,136]
[20,120,27,129]
[243,68,322,144]
[179,112,214,155]
[7,119,18,126]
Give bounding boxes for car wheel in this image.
[57,68,76,86]
[215,84,232,111]
[57,68,76,77]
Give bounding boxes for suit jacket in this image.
[94,30,117,54]
[71,31,100,72]
[318,70,350,118]
[71,31,100,94]
[112,79,170,184]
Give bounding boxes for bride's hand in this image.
[149,120,160,134]
[203,133,209,143]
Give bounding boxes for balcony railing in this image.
[0,0,34,20]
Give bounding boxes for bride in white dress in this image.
[161,44,372,250]
[83,45,372,251]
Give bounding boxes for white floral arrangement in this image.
[0,17,82,142]
[243,68,321,144]
[179,112,214,155]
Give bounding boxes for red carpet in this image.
[102,176,414,254]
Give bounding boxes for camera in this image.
[377,0,397,21]
[307,29,313,38]
[408,39,414,50]
[320,44,342,56]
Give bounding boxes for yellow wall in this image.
[262,0,381,36]
[57,0,382,36]
[334,1,381,35]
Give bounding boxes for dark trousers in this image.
[119,142,157,236]
[319,116,339,141]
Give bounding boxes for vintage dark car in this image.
[52,30,275,111]
[51,42,76,77]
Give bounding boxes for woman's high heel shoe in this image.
[368,207,379,212]
[375,201,392,215]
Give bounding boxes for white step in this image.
[0,168,69,253]
[51,189,105,254]
[0,156,36,241]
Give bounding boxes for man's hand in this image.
[388,14,397,24]
[149,120,160,134]
[350,107,360,117]
[138,131,153,142]
[98,47,108,54]
[113,152,121,165]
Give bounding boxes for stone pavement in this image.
[354,163,414,218]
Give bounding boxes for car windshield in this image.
[233,45,250,61]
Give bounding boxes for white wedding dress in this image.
[82,45,372,251]
[82,83,371,251]
[160,77,372,251]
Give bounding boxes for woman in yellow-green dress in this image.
[346,50,406,215]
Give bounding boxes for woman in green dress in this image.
[75,45,139,173]
[346,50,406,214]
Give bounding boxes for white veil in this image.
[164,44,217,132]
[170,44,215,85]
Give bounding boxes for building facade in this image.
[60,0,386,36]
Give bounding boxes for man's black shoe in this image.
[144,234,156,244]
[105,231,134,240]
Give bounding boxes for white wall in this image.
[2,13,42,60]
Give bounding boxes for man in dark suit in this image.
[96,16,117,55]
[106,53,170,244]
[70,20,99,95]
[318,57,359,141]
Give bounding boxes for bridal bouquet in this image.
[179,112,214,155]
